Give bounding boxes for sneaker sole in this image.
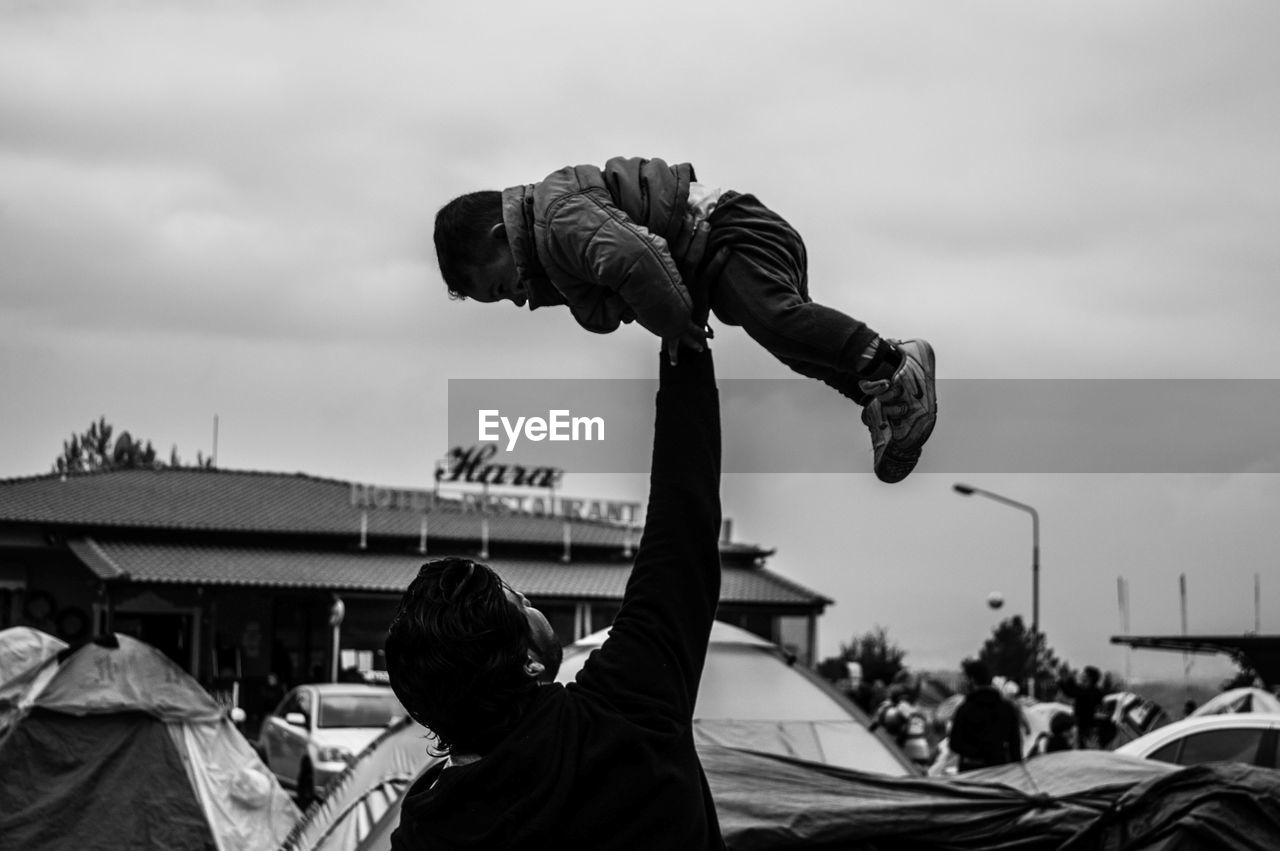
[875,340,936,484]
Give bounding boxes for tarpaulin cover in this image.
[33,633,223,722]
[343,745,1206,851]
[0,708,216,851]
[177,719,301,851]
[0,627,66,691]
[705,746,1183,851]
[1058,762,1280,851]
[0,627,65,731]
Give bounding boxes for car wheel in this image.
[296,762,316,810]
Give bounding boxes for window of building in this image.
[777,616,811,666]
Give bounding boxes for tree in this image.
[52,416,211,474]
[837,624,908,686]
[1221,662,1262,691]
[972,615,1065,696]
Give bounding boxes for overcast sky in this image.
[3,1,1278,683]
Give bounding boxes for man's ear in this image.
[523,657,545,679]
[489,222,507,240]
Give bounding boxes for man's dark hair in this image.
[962,658,993,687]
[1083,665,1101,684]
[433,190,503,299]
[385,557,538,755]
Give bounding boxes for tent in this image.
[329,742,1280,851]
[1056,761,1280,851]
[281,716,441,851]
[0,627,66,733]
[555,620,917,776]
[0,633,299,851]
[1191,686,1280,717]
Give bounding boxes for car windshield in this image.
[316,692,403,729]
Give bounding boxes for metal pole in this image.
[954,484,1041,698]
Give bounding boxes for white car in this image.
[1113,712,1280,769]
[258,683,406,805]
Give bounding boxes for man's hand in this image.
[664,322,713,366]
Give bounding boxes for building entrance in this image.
[115,611,194,671]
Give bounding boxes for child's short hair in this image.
[433,190,503,299]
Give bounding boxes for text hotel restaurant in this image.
[0,457,831,705]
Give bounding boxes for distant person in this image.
[433,156,937,483]
[259,671,286,712]
[948,659,1023,772]
[846,662,877,713]
[870,679,933,768]
[1032,712,1076,756]
[385,345,727,849]
[999,677,1034,740]
[1059,665,1105,749]
[869,678,889,712]
[1182,699,1198,718]
[869,684,907,739]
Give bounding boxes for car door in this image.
[276,688,314,781]
[262,688,307,783]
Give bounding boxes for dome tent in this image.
[0,633,299,851]
[1190,686,1280,717]
[281,716,441,851]
[0,626,67,734]
[556,620,916,775]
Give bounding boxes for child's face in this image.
[464,251,528,306]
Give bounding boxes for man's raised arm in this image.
[572,345,722,722]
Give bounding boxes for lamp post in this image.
[953,483,1040,697]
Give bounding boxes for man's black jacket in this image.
[392,349,725,850]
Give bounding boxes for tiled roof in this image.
[0,468,768,556]
[68,540,830,607]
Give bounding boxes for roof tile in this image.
[0,468,762,555]
[71,540,829,606]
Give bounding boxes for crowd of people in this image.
[851,661,1136,775]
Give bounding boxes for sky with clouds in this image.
[3,1,1278,682]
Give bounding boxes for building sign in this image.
[349,445,641,524]
[437,444,564,488]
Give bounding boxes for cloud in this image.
[2,0,1279,676]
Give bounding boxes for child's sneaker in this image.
[858,339,937,483]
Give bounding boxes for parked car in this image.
[258,683,406,806]
[1113,712,1280,769]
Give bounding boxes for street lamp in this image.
[953,483,1040,697]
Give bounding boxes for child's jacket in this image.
[501,156,712,338]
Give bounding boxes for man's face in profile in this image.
[504,585,563,681]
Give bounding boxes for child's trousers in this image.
[701,192,880,404]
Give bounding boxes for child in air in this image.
[433,156,937,483]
